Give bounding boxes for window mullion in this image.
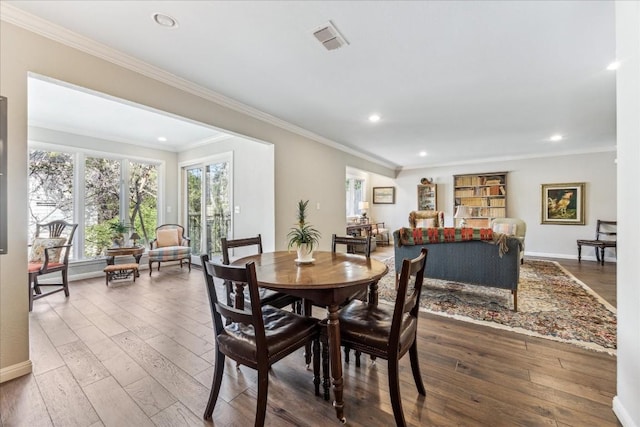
[75,152,86,259]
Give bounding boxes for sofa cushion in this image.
[415,218,435,228]
[148,246,191,261]
[493,223,517,236]
[156,229,180,248]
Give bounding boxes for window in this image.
[346,177,365,217]
[29,147,159,260]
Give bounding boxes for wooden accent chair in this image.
[221,234,301,314]
[28,220,78,311]
[331,233,372,257]
[148,224,191,275]
[577,220,617,265]
[200,254,321,426]
[338,248,429,427]
[371,222,390,246]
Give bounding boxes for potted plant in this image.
[109,220,128,247]
[287,199,321,263]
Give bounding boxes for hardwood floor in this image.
[1,249,618,426]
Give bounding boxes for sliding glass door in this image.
[184,154,232,264]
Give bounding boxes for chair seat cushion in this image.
[28,261,64,273]
[148,246,191,261]
[339,300,417,355]
[217,306,317,362]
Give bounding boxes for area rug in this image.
[377,258,617,354]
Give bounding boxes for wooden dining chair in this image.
[221,234,301,312]
[338,248,428,427]
[200,254,321,426]
[28,220,78,311]
[577,220,617,265]
[332,233,372,257]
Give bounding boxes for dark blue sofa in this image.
[393,229,521,311]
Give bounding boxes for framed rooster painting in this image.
[541,182,585,225]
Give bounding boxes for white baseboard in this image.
[613,396,638,427]
[524,251,617,263]
[0,360,32,383]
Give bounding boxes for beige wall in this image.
[0,22,393,380]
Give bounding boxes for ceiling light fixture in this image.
[152,13,178,28]
[606,61,620,71]
[419,151,427,157]
[157,136,167,142]
[549,134,563,142]
[368,114,381,123]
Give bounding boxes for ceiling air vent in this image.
[312,21,349,51]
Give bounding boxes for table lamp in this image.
[129,232,141,247]
[454,205,472,228]
[358,201,370,219]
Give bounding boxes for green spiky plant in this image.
[287,199,321,251]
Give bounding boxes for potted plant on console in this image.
[287,199,321,264]
[109,220,128,247]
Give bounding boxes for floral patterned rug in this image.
[377,258,617,354]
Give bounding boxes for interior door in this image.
[184,155,231,265]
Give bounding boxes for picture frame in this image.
[373,187,395,204]
[541,182,585,225]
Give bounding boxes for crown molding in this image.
[1,3,396,170]
[400,145,617,171]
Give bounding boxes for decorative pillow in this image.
[415,218,436,228]
[493,223,517,236]
[156,229,180,247]
[29,237,67,263]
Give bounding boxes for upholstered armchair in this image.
[490,217,526,264]
[148,224,191,275]
[408,210,445,228]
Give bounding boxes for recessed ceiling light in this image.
[157,136,167,142]
[549,134,563,142]
[419,151,427,157]
[606,61,620,71]
[368,114,381,123]
[152,13,178,28]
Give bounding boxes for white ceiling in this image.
[5,1,617,169]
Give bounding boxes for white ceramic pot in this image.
[296,244,314,263]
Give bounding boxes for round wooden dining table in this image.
[232,250,388,423]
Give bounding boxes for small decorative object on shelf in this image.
[420,177,433,185]
[454,172,507,228]
[287,200,321,264]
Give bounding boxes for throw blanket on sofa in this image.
[398,227,510,256]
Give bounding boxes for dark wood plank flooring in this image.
[0,248,618,426]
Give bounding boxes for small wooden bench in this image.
[103,263,139,286]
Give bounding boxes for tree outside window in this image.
[28,148,159,260]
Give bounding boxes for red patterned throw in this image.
[399,227,494,246]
